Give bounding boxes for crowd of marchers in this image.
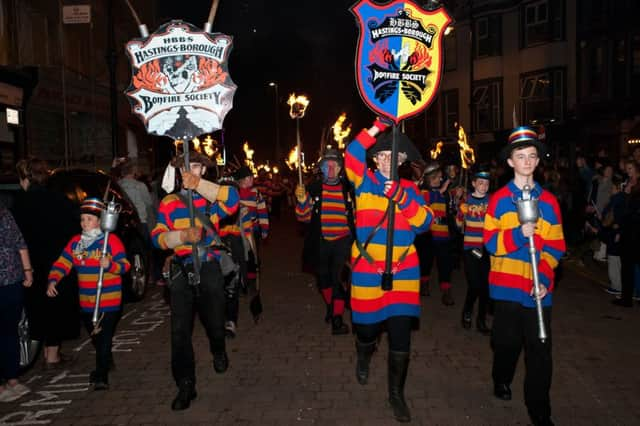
[1,125,639,426]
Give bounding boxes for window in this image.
[444,31,457,71]
[475,15,501,58]
[441,90,459,136]
[472,79,502,132]
[520,69,565,124]
[522,0,564,47]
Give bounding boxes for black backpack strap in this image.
[175,192,230,252]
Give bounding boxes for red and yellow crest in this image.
[351,0,451,123]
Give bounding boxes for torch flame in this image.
[243,141,256,174]
[287,93,310,119]
[456,123,475,169]
[192,137,201,153]
[285,146,299,170]
[202,135,215,157]
[332,113,352,150]
[430,141,443,160]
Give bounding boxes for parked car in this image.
[1,168,150,373]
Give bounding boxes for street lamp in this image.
[287,93,310,185]
[268,82,281,163]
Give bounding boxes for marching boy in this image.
[483,127,565,426]
[47,198,130,391]
[457,165,491,334]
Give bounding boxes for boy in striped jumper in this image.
[456,166,491,334]
[483,127,565,426]
[47,198,130,391]
[417,161,455,306]
[346,119,432,423]
[295,148,355,335]
[152,151,239,411]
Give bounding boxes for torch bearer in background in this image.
[516,184,547,342]
[287,93,310,185]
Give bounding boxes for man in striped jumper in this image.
[346,119,432,423]
[483,127,565,426]
[295,148,355,335]
[151,151,239,411]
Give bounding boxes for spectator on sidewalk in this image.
[13,158,80,368]
[0,206,34,402]
[597,175,625,295]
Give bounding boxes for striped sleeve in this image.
[483,189,527,255]
[151,198,175,250]
[106,234,131,275]
[397,181,433,234]
[48,237,76,285]
[295,191,312,223]
[345,129,377,191]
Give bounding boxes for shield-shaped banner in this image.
[124,20,237,140]
[351,0,451,123]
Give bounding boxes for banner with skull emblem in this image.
[351,0,451,124]
[124,20,237,140]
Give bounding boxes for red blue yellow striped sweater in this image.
[48,233,130,313]
[345,128,433,324]
[295,183,351,241]
[421,188,449,240]
[457,193,490,250]
[483,181,565,307]
[220,187,268,240]
[151,188,239,262]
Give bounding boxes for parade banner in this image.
[351,0,451,123]
[124,20,236,140]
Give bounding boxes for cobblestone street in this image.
[1,214,639,425]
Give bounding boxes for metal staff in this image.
[92,198,121,334]
[516,184,547,342]
[182,142,202,293]
[381,124,399,291]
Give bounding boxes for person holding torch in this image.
[483,127,565,426]
[345,118,432,423]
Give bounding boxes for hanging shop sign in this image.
[351,0,451,123]
[124,20,236,140]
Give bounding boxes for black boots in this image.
[213,351,229,374]
[494,383,512,400]
[171,380,197,411]
[388,351,411,423]
[441,288,455,306]
[331,316,350,335]
[461,312,472,329]
[476,317,491,335]
[355,339,376,385]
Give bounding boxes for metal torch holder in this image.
[92,200,121,329]
[515,185,547,342]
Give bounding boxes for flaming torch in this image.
[285,146,300,171]
[455,123,476,188]
[243,141,257,175]
[332,112,352,150]
[430,141,443,160]
[287,93,310,185]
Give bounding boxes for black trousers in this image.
[223,235,246,324]
[491,300,552,419]
[315,237,351,307]
[81,310,120,382]
[462,249,490,319]
[169,260,225,386]
[418,236,453,288]
[354,316,412,352]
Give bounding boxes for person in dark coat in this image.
[13,158,80,367]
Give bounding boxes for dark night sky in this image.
[157,1,374,164]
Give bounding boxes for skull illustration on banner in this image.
[124,20,237,140]
[351,0,451,124]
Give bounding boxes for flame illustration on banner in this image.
[351,0,451,123]
[124,20,237,140]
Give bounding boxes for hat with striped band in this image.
[80,197,105,217]
[500,126,546,160]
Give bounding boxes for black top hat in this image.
[173,150,215,168]
[368,131,422,162]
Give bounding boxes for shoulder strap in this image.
[175,192,227,248]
